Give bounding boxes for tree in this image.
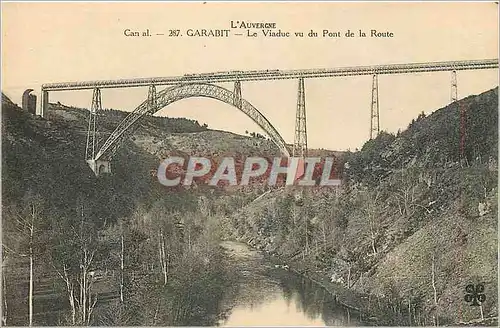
[362,191,383,256]
[393,169,418,218]
[49,195,104,325]
[431,252,438,326]
[2,190,44,326]
[2,268,7,326]
[120,223,124,302]
[158,228,170,286]
[337,247,357,289]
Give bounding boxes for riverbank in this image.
[219,240,366,326]
[284,263,396,325]
[238,234,499,327]
[227,238,397,326]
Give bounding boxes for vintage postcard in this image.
[1,1,498,326]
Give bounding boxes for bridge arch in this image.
[95,83,290,161]
[98,163,107,175]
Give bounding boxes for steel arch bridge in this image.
[37,58,499,175]
[94,83,290,162]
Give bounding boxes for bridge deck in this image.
[42,59,498,91]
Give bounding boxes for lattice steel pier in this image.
[36,58,498,176]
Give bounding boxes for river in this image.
[218,241,366,326]
[6,241,368,326]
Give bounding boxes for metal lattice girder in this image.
[147,84,157,114]
[293,78,307,157]
[451,70,458,103]
[85,88,102,160]
[233,80,242,109]
[42,59,498,91]
[370,74,380,140]
[94,83,290,161]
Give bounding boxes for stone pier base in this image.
[86,160,111,176]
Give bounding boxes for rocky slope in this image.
[2,88,497,326]
[225,87,498,326]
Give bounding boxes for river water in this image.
[8,240,367,326]
[218,241,366,326]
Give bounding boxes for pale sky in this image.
[2,2,499,151]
